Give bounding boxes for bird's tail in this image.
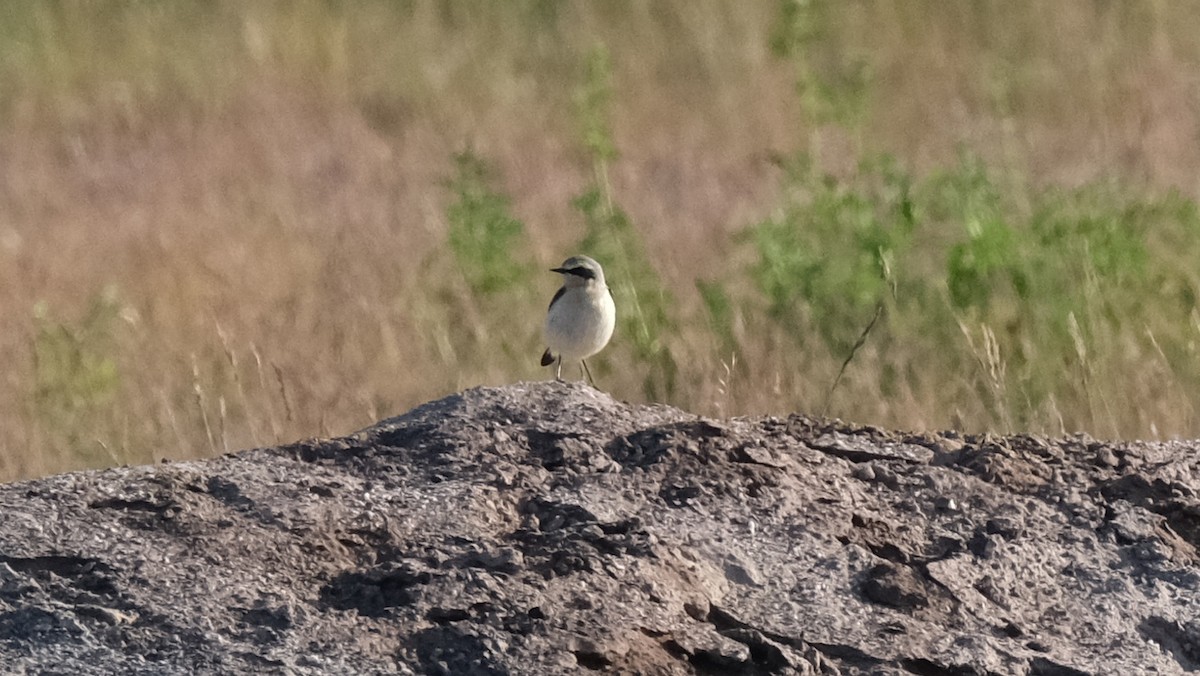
[540,349,555,366]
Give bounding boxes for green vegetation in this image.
[446,150,531,298]
[573,45,678,400]
[740,151,1200,432]
[436,149,537,374]
[749,154,912,351]
[31,288,127,468]
[1,0,1199,481]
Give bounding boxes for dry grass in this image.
[1,1,1199,481]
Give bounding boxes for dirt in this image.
[0,381,1197,674]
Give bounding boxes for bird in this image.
[541,255,616,386]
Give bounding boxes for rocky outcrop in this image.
[0,382,1197,674]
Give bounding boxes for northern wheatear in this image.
[541,255,616,385]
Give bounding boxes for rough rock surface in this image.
[1,381,1198,674]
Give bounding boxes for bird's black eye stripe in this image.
[567,267,596,280]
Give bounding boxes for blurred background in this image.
[2,1,1199,481]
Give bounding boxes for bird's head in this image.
[551,255,606,288]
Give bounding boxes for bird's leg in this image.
[555,357,563,381]
[581,359,596,387]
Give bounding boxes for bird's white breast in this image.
[544,286,615,361]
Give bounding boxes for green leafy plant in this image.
[573,44,678,400]
[445,149,529,297]
[770,0,871,141]
[697,278,736,355]
[432,148,537,377]
[750,154,914,353]
[31,287,124,462]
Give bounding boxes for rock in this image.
[861,562,930,610]
[0,381,1195,673]
[852,464,876,481]
[722,555,763,588]
[667,623,751,669]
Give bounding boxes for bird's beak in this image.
[550,267,567,274]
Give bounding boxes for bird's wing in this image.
[547,286,566,311]
[540,348,555,366]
